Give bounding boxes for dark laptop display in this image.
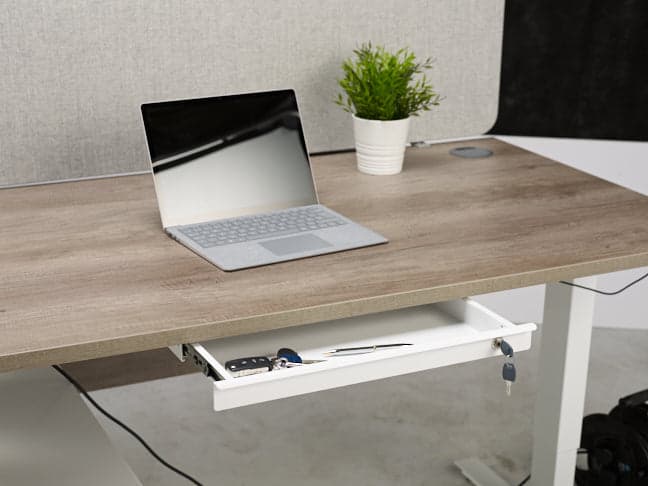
[142,90,317,227]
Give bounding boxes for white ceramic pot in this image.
[352,115,411,175]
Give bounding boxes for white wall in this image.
[473,136,648,330]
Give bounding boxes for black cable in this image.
[560,271,648,295]
[52,365,204,486]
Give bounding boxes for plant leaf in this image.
[334,43,442,120]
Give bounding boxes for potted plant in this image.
[336,43,441,175]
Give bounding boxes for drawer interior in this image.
[183,299,537,410]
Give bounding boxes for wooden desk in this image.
[1,138,648,372]
[2,137,648,485]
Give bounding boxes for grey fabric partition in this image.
[0,0,504,186]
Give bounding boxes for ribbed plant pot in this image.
[352,115,411,175]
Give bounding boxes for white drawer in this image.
[175,298,536,411]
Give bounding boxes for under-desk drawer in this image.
[176,299,536,411]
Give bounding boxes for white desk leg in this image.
[530,277,597,486]
[0,367,142,486]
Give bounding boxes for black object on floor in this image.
[577,389,648,486]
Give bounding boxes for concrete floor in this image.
[90,327,648,486]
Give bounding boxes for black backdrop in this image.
[489,0,648,140]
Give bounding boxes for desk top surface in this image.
[2,138,648,372]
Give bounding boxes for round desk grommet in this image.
[449,146,494,158]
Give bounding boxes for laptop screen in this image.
[141,90,318,228]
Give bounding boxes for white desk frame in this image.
[531,277,597,485]
[0,368,142,485]
[457,276,598,486]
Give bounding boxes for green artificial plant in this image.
[336,43,441,121]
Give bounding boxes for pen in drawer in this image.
[324,343,413,356]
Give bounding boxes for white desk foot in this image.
[455,457,511,486]
[530,277,596,486]
[0,367,142,486]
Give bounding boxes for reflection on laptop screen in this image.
[141,90,318,228]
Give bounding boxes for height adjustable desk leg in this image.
[530,277,596,486]
[456,277,596,486]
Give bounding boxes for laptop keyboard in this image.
[178,206,347,248]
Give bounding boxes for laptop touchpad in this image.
[259,234,332,256]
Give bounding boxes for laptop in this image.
[141,89,387,271]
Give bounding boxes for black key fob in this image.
[225,356,273,378]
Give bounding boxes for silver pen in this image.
[323,343,413,357]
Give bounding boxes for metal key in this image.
[273,357,326,369]
[502,361,516,396]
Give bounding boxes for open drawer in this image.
[175,299,536,411]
